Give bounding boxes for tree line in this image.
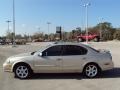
[1,22,120,42]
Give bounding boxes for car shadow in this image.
[30,73,82,80]
[99,67,120,79]
[27,67,120,80]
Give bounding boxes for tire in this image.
[94,37,100,42]
[78,38,83,42]
[83,64,99,78]
[14,64,32,79]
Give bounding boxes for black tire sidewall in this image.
[83,64,99,78]
[94,37,99,42]
[14,65,31,79]
[78,38,82,42]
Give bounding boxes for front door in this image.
[34,45,63,73]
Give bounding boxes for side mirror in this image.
[38,53,42,57]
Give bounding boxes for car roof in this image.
[52,42,88,47]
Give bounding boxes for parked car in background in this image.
[15,39,26,45]
[3,42,114,79]
[0,39,13,45]
[32,38,44,42]
[6,39,12,44]
[0,39,9,45]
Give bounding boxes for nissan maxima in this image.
[3,43,114,79]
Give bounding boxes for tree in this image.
[76,27,81,35]
[44,34,48,40]
[114,29,120,40]
[88,22,116,41]
[49,33,55,41]
[71,27,81,40]
[32,32,44,40]
[16,34,22,39]
[97,22,114,40]
[6,30,13,40]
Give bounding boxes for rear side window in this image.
[62,45,87,55]
[87,46,99,53]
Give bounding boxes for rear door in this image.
[61,45,88,72]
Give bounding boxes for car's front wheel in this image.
[14,64,32,79]
[93,37,100,42]
[83,64,99,78]
[78,38,83,42]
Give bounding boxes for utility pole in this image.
[6,20,11,40]
[38,27,41,32]
[83,3,90,44]
[6,20,11,32]
[47,22,51,41]
[13,0,16,46]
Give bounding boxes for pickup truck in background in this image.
[77,34,100,42]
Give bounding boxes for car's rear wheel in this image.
[14,64,32,79]
[83,64,99,78]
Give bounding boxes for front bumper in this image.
[3,63,13,72]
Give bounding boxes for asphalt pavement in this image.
[0,42,120,90]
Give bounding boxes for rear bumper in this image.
[101,61,114,71]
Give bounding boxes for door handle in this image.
[83,57,86,60]
[57,58,62,61]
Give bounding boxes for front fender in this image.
[11,60,34,72]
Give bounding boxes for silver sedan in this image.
[3,43,114,79]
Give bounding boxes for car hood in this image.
[10,52,32,58]
[7,52,32,62]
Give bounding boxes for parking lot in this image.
[0,41,120,90]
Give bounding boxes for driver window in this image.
[42,45,62,56]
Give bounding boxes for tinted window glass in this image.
[62,45,87,55]
[43,45,62,56]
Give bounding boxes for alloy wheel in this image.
[85,64,98,78]
[15,65,29,79]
